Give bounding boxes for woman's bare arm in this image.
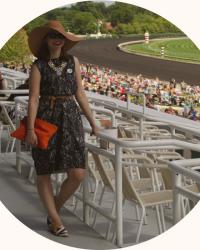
[74,56,96,129]
[27,63,41,130]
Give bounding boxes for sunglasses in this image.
[46,32,65,40]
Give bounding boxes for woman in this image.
[26,20,99,237]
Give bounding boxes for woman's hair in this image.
[37,36,68,61]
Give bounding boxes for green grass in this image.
[125,38,200,63]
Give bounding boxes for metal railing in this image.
[0,90,29,95]
[2,88,199,139]
[169,159,200,224]
[87,92,200,142]
[13,96,200,247]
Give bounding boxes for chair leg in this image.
[159,204,166,232]
[5,138,11,153]
[135,204,140,220]
[106,200,116,240]
[143,212,148,225]
[89,180,99,217]
[155,205,163,234]
[5,126,12,153]
[92,180,99,202]
[10,138,16,152]
[55,174,60,195]
[181,197,187,217]
[71,196,76,206]
[0,126,3,154]
[183,197,193,216]
[88,177,94,193]
[90,181,104,218]
[136,206,145,243]
[73,196,79,213]
[72,181,82,207]
[28,167,35,184]
[92,185,105,228]
[73,183,83,213]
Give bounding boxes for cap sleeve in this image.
[32,59,43,73]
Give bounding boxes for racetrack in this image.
[70,37,200,84]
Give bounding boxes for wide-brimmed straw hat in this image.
[28,20,82,58]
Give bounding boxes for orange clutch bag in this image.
[10,117,58,149]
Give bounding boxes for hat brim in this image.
[28,26,82,58]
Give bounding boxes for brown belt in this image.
[40,95,74,109]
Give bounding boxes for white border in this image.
[0,1,200,249]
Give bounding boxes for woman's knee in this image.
[68,168,85,183]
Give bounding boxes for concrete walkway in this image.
[0,153,115,249]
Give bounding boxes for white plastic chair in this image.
[0,101,16,153]
[122,165,173,243]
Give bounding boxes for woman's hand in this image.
[25,130,38,147]
[90,124,100,136]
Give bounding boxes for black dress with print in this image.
[32,54,85,175]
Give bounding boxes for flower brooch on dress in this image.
[67,68,73,74]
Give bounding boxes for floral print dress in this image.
[32,54,85,175]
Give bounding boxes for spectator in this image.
[187,107,198,120]
[2,61,200,121]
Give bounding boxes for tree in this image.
[110,6,134,26]
[45,8,64,20]
[71,11,97,34]
[0,29,31,63]
[23,2,181,36]
[116,23,135,35]
[25,15,47,34]
[71,1,102,19]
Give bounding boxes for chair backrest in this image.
[124,129,139,139]
[87,153,102,181]
[3,77,16,89]
[90,151,115,192]
[90,151,159,206]
[122,166,142,206]
[186,183,200,193]
[197,183,200,192]
[137,158,151,179]
[117,126,127,138]
[122,150,152,179]
[0,102,15,130]
[159,167,173,190]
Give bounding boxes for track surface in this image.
[71,37,200,84]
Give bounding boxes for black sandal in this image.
[50,225,69,237]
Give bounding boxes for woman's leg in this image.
[55,168,85,212]
[36,174,62,228]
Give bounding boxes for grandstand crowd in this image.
[80,63,200,121]
[1,62,200,121]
